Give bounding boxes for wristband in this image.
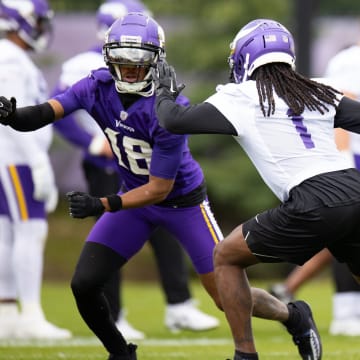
[106,194,123,212]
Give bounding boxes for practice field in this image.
[1,278,360,360]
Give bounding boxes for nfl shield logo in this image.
[120,110,128,121]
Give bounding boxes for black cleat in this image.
[285,301,322,360]
[108,343,137,360]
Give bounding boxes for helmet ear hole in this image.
[237,55,244,74]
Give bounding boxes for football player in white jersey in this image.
[0,0,71,339]
[52,0,219,340]
[154,18,360,360]
[269,42,360,337]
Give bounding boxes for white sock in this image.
[0,217,17,299]
[332,292,360,320]
[13,220,47,305]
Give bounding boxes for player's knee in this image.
[71,271,95,297]
[213,241,227,267]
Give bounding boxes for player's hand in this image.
[152,61,185,100]
[0,97,16,125]
[66,191,105,219]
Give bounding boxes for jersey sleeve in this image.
[52,76,93,116]
[51,81,94,149]
[205,85,246,136]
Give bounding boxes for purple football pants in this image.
[0,165,45,220]
[86,198,223,274]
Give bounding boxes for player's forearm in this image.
[335,96,360,133]
[10,101,56,131]
[156,97,237,135]
[110,181,174,210]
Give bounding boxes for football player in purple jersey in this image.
[154,18,360,360]
[0,14,316,360]
[52,0,219,341]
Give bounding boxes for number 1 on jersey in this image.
[287,109,315,149]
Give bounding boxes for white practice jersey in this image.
[206,81,351,202]
[58,49,106,137]
[325,44,360,154]
[0,39,52,166]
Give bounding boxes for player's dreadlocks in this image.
[253,63,342,117]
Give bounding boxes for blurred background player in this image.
[52,0,219,339]
[269,43,360,336]
[0,0,71,339]
[325,42,360,336]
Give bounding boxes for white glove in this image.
[44,186,58,213]
[31,160,59,213]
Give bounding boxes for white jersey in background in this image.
[206,80,350,202]
[324,44,360,154]
[0,39,57,214]
[0,38,69,340]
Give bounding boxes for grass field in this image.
[1,277,360,360]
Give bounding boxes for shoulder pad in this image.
[89,68,113,84]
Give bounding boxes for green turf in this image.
[2,278,360,359]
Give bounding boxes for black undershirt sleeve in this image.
[334,96,360,133]
[9,102,56,131]
[156,97,237,135]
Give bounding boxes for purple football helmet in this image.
[96,0,152,41]
[0,0,53,52]
[103,12,165,96]
[228,19,296,83]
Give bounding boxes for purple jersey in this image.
[54,69,204,199]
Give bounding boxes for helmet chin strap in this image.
[115,79,155,97]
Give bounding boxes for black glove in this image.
[66,191,105,219]
[152,61,185,100]
[0,96,16,125]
